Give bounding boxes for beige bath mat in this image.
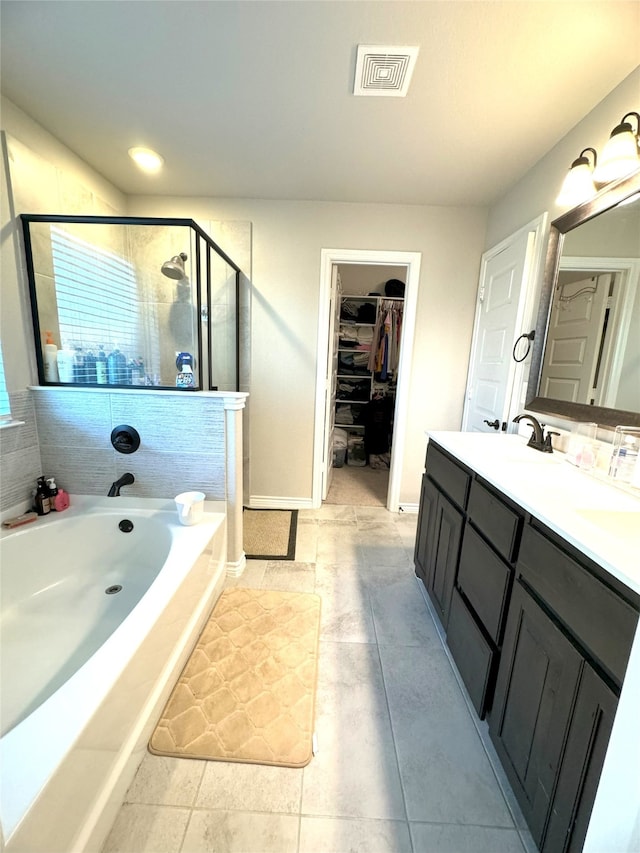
[149,588,321,768]
[243,508,298,560]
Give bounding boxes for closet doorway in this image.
[313,249,421,511]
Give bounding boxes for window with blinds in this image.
[51,226,139,358]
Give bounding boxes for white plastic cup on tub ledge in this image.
[174,491,206,525]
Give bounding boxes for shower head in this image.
[161,252,188,280]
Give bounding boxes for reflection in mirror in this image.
[527,169,640,428]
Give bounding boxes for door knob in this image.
[483,419,500,430]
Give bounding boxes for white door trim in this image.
[559,255,640,407]
[462,213,548,431]
[313,248,422,511]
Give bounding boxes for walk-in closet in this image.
[326,264,406,507]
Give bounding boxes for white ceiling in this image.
[1,1,639,207]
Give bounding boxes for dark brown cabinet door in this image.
[414,475,438,585]
[543,664,617,853]
[429,493,463,628]
[489,582,582,846]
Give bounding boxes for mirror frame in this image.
[525,168,640,428]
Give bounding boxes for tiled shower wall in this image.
[1,388,228,513]
[2,131,252,511]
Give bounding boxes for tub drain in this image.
[105,585,123,595]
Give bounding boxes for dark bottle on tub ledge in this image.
[34,476,51,515]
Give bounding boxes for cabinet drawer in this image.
[426,442,470,510]
[467,479,522,563]
[447,588,495,718]
[458,524,512,644]
[518,525,638,686]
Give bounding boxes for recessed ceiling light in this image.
[128,147,164,172]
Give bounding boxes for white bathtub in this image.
[0,496,227,853]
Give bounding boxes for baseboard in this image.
[248,496,315,510]
[226,554,247,578]
[398,502,419,513]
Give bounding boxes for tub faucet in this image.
[513,414,557,453]
[108,472,135,497]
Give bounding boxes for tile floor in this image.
[103,504,536,853]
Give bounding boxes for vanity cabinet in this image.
[489,580,583,846]
[414,442,469,629]
[415,444,523,718]
[414,436,640,853]
[489,521,639,852]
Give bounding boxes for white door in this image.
[321,265,341,500]
[463,230,535,432]
[540,273,611,404]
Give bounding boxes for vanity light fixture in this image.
[592,112,640,184]
[555,147,598,207]
[128,146,164,173]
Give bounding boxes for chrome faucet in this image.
[513,414,559,453]
[108,472,135,496]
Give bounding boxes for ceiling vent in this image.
[353,45,419,97]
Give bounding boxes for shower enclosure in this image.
[21,215,244,392]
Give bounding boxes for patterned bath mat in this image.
[243,508,298,560]
[149,588,321,768]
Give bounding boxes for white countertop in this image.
[427,432,640,597]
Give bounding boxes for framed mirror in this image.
[526,168,640,428]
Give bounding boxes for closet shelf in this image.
[333,292,404,463]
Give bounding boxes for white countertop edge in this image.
[426,431,640,597]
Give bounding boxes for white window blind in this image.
[51,226,139,359]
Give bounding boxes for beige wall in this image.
[129,196,487,505]
[1,96,128,392]
[1,94,487,508]
[338,264,406,295]
[485,67,640,249]
[7,64,636,507]
[484,67,640,435]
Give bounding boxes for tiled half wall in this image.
[31,388,230,502]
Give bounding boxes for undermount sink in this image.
[575,508,640,538]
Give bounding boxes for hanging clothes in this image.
[367,300,403,377]
[364,393,394,456]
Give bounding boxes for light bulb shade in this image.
[556,150,597,207]
[593,112,640,184]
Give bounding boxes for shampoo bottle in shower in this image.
[56,344,75,383]
[175,351,195,388]
[43,331,59,382]
[84,351,97,384]
[107,346,126,384]
[96,347,108,384]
